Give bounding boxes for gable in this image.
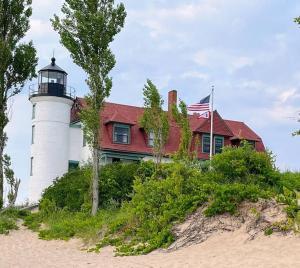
[195,111,233,136]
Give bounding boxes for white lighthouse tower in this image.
[29,58,75,203]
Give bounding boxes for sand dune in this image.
[0,227,299,268]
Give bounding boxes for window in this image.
[48,71,64,85]
[41,71,49,83]
[113,124,130,144]
[202,134,224,154]
[32,104,36,119]
[32,125,35,144]
[202,134,210,153]
[68,161,79,171]
[214,136,224,154]
[30,157,33,176]
[148,131,154,147]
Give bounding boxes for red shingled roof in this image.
[71,98,265,156]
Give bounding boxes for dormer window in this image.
[113,123,130,144]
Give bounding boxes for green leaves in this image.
[172,100,193,160]
[0,0,37,208]
[52,0,127,215]
[140,80,170,164]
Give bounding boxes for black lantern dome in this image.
[29,57,75,100]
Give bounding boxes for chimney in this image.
[168,90,178,116]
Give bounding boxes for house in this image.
[28,58,265,203]
[70,92,264,164]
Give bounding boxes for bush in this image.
[99,162,142,207]
[204,183,271,217]
[0,208,30,235]
[41,162,149,212]
[42,167,91,212]
[0,216,18,234]
[211,142,279,187]
[280,172,300,191]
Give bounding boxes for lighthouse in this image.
[28,58,75,203]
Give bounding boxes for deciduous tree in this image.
[0,0,37,208]
[172,100,193,160]
[140,80,170,165]
[52,0,126,216]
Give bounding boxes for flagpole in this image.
[209,85,214,164]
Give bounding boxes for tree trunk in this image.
[91,145,99,216]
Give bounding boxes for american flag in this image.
[187,95,210,112]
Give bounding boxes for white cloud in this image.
[229,56,255,72]
[28,19,53,37]
[181,71,210,80]
[128,0,262,38]
[193,49,255,73]
[278,88,299,103]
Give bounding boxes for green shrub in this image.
[42,167,91,212]
[99,162,141,207]
[211,142,279,187]
[280,172,300,191]
[0,216,18,234]
[0,208,29,235]
[41,162,145,212]
[204,183,271,217]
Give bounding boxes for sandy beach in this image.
[0,227,299,268]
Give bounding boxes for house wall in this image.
[69,125,82,162]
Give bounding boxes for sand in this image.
[0,227,299,268]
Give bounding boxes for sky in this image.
[4,0,300,203]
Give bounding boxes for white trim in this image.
[30,95,74,106]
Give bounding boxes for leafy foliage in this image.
[211,141,280,187]
[42,167,91,212]
[172,100,193,160]
[41,163,142,211]
[140,80,170,165]
[25,145,300,255]
[0,208,29,235]
[0,0,38,208]
[52,0,126,215]
[3,154,20,207]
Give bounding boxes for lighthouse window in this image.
[30,157,33,176]
[41,71,49,83]
[113,124,130,144]
[48,71,64,85]
[32,104,36,119]
[32,125,35,144]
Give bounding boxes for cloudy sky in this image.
[4,0,300,203]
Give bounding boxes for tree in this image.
[140,80,170,165]
[52,0,126,216]
[172,100,193,160]
[0,0,38,208]
[3,154,20,207]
